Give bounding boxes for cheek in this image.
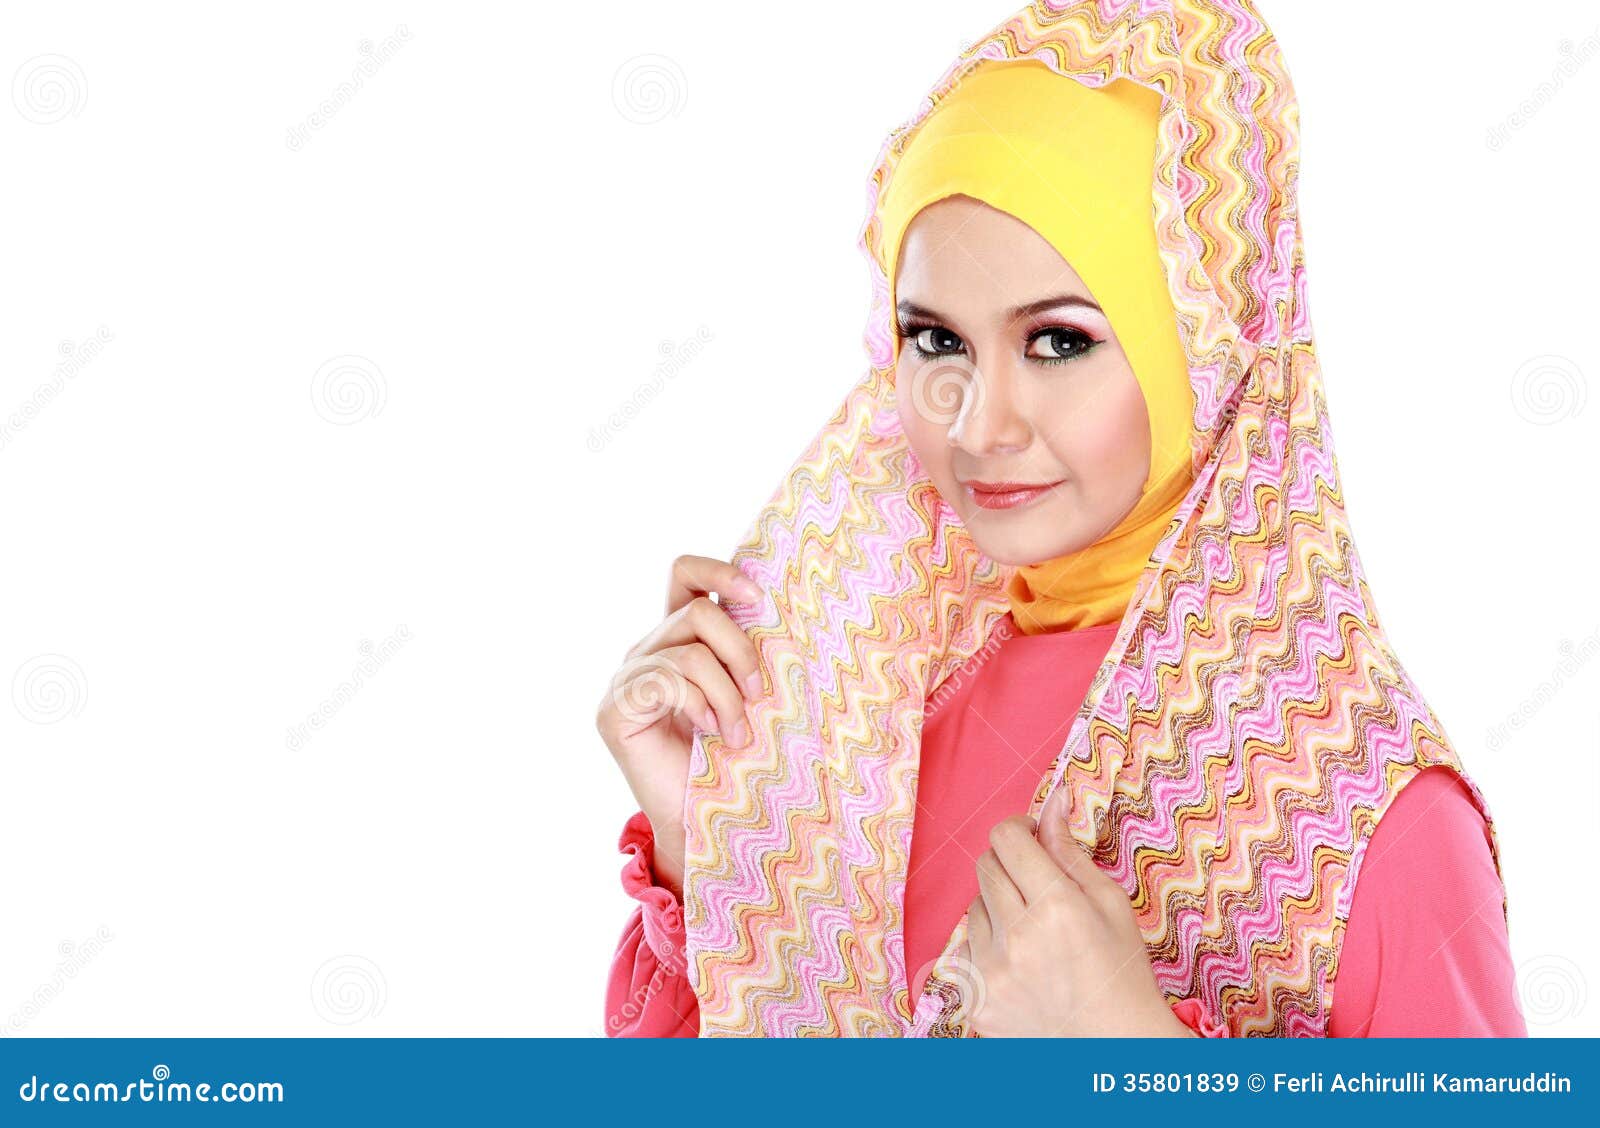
[1042,367,1151,491]
[895,377,950,481]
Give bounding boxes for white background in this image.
[2,1,1596,1037]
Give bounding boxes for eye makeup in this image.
[892,316,1104,366]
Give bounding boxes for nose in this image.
[946,354,1031,456]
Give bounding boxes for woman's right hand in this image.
[595,554,765,901]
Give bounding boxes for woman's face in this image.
[892,195,1152,567]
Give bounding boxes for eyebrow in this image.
[895,294,1104,324]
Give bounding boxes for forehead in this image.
[893,196,1091,312]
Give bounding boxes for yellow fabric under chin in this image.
[876,58,1195,634]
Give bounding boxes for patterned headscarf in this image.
[680,0,1508,1037]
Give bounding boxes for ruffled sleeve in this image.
[1170,996,1229,1037]
[603,810,701,1037]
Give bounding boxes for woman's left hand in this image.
[958,785,1195,1037]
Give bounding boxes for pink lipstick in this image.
[962,478,1065,511]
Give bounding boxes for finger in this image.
[988,814,1074,907]
[1035,784,1075,862]
[951,941,979,998]
[1036,786,1113,905]
[675,680,716,736]
[965,893,993,957]
[626,596,763,698]
[1049,831,1112,911]
[667,554,762,616]
[951,940,974,982]
[973,847,1025,939]
[602,651,718,738]
[661,641,752,748]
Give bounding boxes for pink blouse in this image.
[605,614,1525,1037]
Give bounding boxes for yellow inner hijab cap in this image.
[876,58,1196,634]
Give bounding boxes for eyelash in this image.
[893,320,1102,366]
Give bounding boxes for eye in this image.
[1026,327,1100,365]
[902,325,965,359]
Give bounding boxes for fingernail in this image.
[743,670,763,696]
[733,577,762,602]
[729,719,748,747]
[700,708,719,734]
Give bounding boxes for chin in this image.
[981,544,1066,567]
[962,521,1076,567]
[959,507,1094,567]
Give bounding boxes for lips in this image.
[962,478,1065,511]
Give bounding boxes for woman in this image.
[598,0,1525,1037]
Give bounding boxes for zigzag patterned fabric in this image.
[680,0,1508,1037]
